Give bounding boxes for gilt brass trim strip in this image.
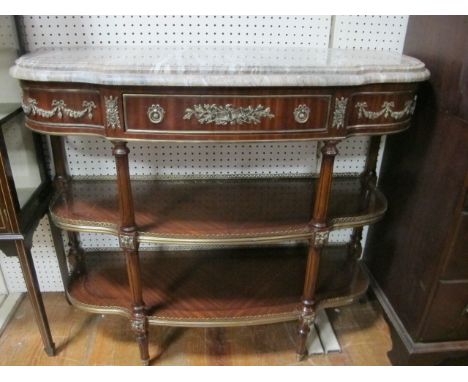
[146,312,300,328]
[67,288,301,327]
[316,264,369,311]
[69,172,362,181]
[66,291,131,318]
[329,186,387,229]
[25,120,406,143]
[25,116,104,129]
[66,265,368,328]
[49,178,387,244]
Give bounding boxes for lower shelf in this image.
[68,244,368,327]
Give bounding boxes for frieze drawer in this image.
[122,94,331,135]
[346,91,418,135]
[21,87,104,130]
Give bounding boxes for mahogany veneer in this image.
[21,82,419,141]
[68,245,367,326]
[50,176,386,244]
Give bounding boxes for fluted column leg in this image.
[112,141,149,366]
[50,136,86,277]
[296,141,338,360]
[348,136,381,261]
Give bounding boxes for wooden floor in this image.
[0,292,392,365]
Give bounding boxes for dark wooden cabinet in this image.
[364,16,468,365]
[0,104,55,355]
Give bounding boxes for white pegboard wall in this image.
[331,15,408,52]
[18,15,331,49]
[0,16,19,49]
[0,15,22,104]
[65,137,319,177]
[0,217,63,292]
[1,15,410,293]
[2,113,42,192]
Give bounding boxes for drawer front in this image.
[347,91,418,134]
[21,87,103,129]
[421,281,468,342]
[123,94,331,135]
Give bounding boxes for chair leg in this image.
[16,241,56,356]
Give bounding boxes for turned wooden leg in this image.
[297,141,338,360]
[49,136,86,292]
[297,244,321,360]
[113,141,150,365]
[127,248,150,365]
[348,227,363,260]
[66,232,86,276]
[15,241,55,356]
[131,316,150,365]
[48,214,69,290]
[348,136,381,263]
[123,242,149,365]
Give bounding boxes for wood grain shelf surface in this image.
[51,176,386,244]
[68,244,368,327]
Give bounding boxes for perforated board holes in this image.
[331,15,408,52]
[19,16,331,49]
[0,15,19,49]
[64,138,319,177]
[0,217,63,292]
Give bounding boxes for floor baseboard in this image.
[0,293,24,336]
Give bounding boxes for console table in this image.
[10,46,429,365]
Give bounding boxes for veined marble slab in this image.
[10,46,429,87]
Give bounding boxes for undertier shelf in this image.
[51,176,386,244]
[67,244,368,327]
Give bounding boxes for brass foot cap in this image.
[141,359,150,366]
[44,345,56,357]
[296,353,307,362]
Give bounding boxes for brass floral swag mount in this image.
[183,104,275,125]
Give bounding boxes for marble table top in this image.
[10,46,430,87]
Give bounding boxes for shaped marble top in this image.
[10,46,430,87]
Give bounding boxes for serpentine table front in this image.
[10,46,429,365]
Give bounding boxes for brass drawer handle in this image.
[147,104,165,124]
[293,104,310,123]
[183,104,274,125]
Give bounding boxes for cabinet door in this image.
[421,180,468,342]
[421,281,468,342]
